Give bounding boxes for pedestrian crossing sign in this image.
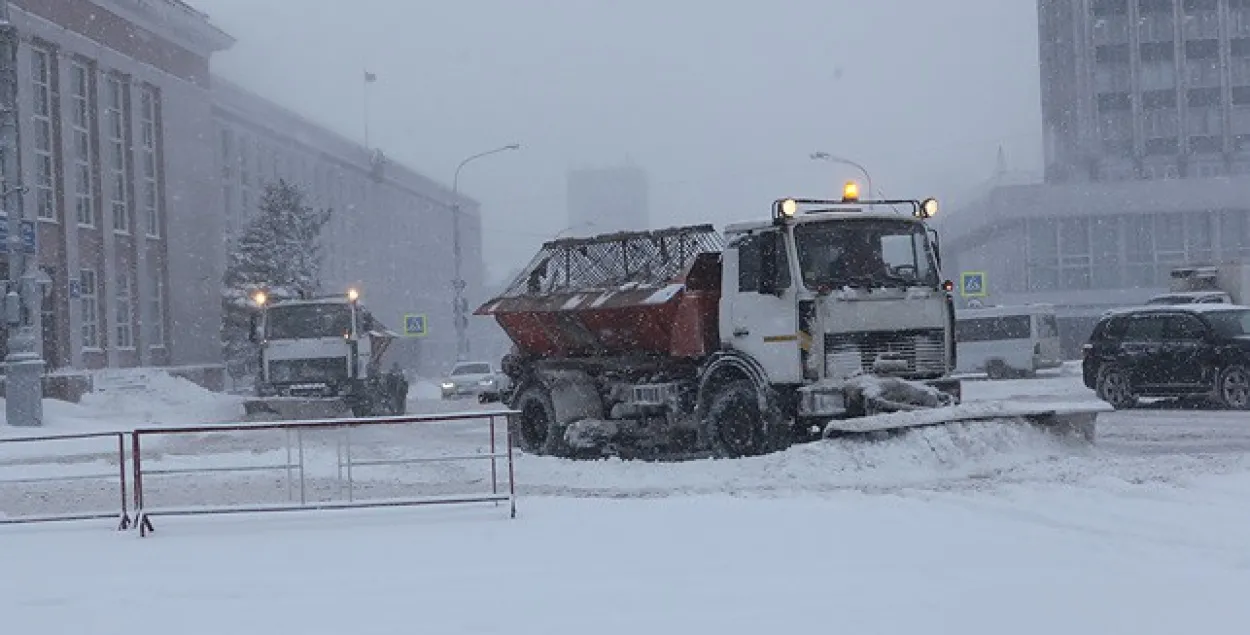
[402,313,428,337]
[960,271,987,298]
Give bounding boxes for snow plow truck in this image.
[475,183,1106,460]
[243,288,409,421]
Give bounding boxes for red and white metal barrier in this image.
[131,409,518,536]
[0,431,130,529]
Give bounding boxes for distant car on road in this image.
[1081,304,1250,410]
[440,361,510,403]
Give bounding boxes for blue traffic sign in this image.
[402,313,428,337]
[960,271,987,298]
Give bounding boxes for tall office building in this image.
[565,165,650,236]
[1040,0,1250,183]
[935,0,1250,354]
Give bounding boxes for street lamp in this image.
[1,0,45,427]
[810,151,874,199]
[450,143,520,362]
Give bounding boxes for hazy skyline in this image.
[193,0,1043,283]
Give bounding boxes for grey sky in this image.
[194,0,1042,284]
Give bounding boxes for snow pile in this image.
[517,417,1086,498]
[408,377,444,401]
[564,418,621,451]
[81,369,246,427]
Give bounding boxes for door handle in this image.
[733,326,749,337]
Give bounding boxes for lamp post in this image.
[810,151,874,198]
[0,0,44,427]
[450,143,519,362]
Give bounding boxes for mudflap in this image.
[822,400,1109,444]
[242,397,354,421]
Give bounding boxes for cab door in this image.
[722,229,802,384]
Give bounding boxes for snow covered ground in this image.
[6,481,1250,634]
[4,362,1250,633]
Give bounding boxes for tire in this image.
[703,379,785,458]
[509,384,570,456]
[1096,365,1136,410]
[1217,365,1250,410]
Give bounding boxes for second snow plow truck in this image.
[243,288,409,420]
[477,183,1105,460]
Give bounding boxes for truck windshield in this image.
[265,303,354,340]
[794,219,938,291]
[1203,309,1250,337]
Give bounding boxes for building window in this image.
[115,272,133,348]
[239,136,253,219]
[1219,210,1250,260]
[104,75,131,233]
[31,45,58,221]
[1156,213,1188,283]
[1091,216,1121,289]
[139,85,162,237]
[1187,212,1214,263]
[1027,218,1060,291]
[80,269,100,349]
[69,60,97,227]
[1125,215,1156,287]
[1059,218,1092,290]
[148,268,164,347]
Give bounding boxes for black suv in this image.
[1082,304,1250,410]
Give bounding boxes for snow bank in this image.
[80,369,245,427]
[517,417,1088,498]
[0,368,246,462]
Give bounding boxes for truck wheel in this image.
[703,379,782,458]
[510,385,569,455]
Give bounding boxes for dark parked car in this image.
[1082,304,1250,410]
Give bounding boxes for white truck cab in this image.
[718,185,958,417]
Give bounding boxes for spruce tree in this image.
[221,180,333,381]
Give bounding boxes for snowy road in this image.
[1,363,1248,516]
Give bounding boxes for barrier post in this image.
[506,413,517,519]
[133,432,154,536]
[489,415,498,497]
[116,432,131,530]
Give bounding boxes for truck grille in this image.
[824,329,947,379]
[267,357,350,384]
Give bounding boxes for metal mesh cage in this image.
[498,224,724,298]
